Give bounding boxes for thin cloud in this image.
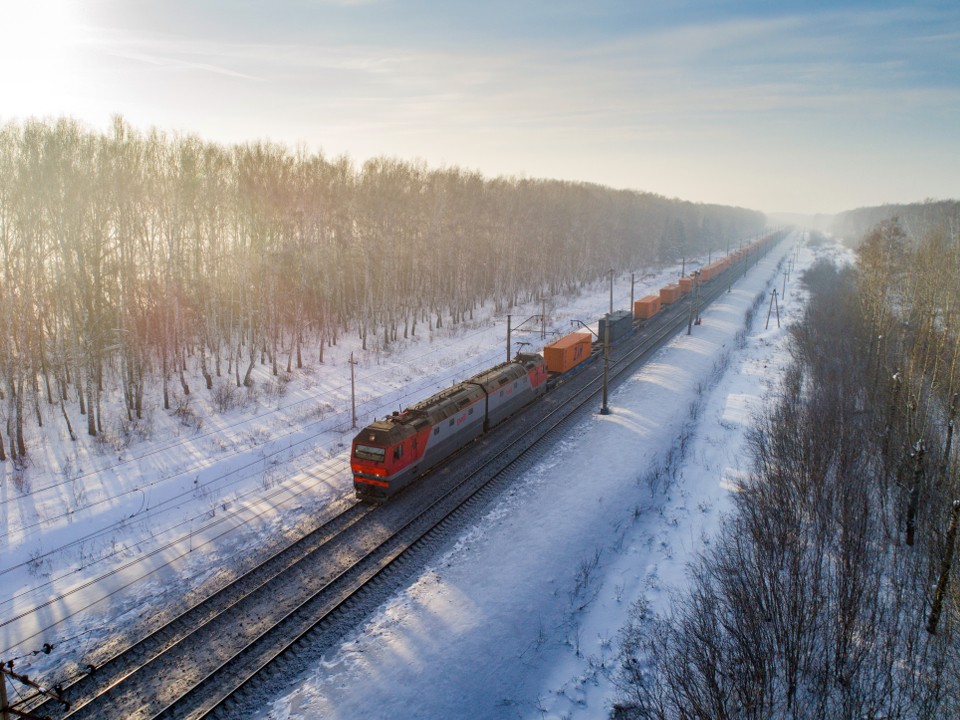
[103,48,261,80]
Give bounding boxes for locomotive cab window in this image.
[394,445,403,460]
[355,445,385,462]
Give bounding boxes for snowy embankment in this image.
[262,235,847,720]
[3,245,721,686]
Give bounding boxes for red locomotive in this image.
[351,353,548,501]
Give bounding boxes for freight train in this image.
[351,236,774,501]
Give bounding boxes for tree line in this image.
[0,116,765,462]
[614,215,960,719]
[832,199,960,247]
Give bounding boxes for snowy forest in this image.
[0,117,765,463]
[832,200,960,244]
[614,217,960,718]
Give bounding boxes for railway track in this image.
[28,501,371,719]
[31,246,778,720]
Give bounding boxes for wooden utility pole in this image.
[608,269,614,314]
[600,319,611,416]
[1,661,70,718]
[694,271,702,326]
[349,352,358,429]
[687,272,701,335]
[506,315,511,363]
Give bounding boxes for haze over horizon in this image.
[1,0,958,217]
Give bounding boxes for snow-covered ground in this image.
[258,233,846,719]
[0,231,838,719]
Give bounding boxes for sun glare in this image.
[0,0,81,115]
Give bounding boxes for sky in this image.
[0,0,958,215]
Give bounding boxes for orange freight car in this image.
[678,276,694,294]
[543,332,592,374]
[660,284,682,305]
[633,294,661,320]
